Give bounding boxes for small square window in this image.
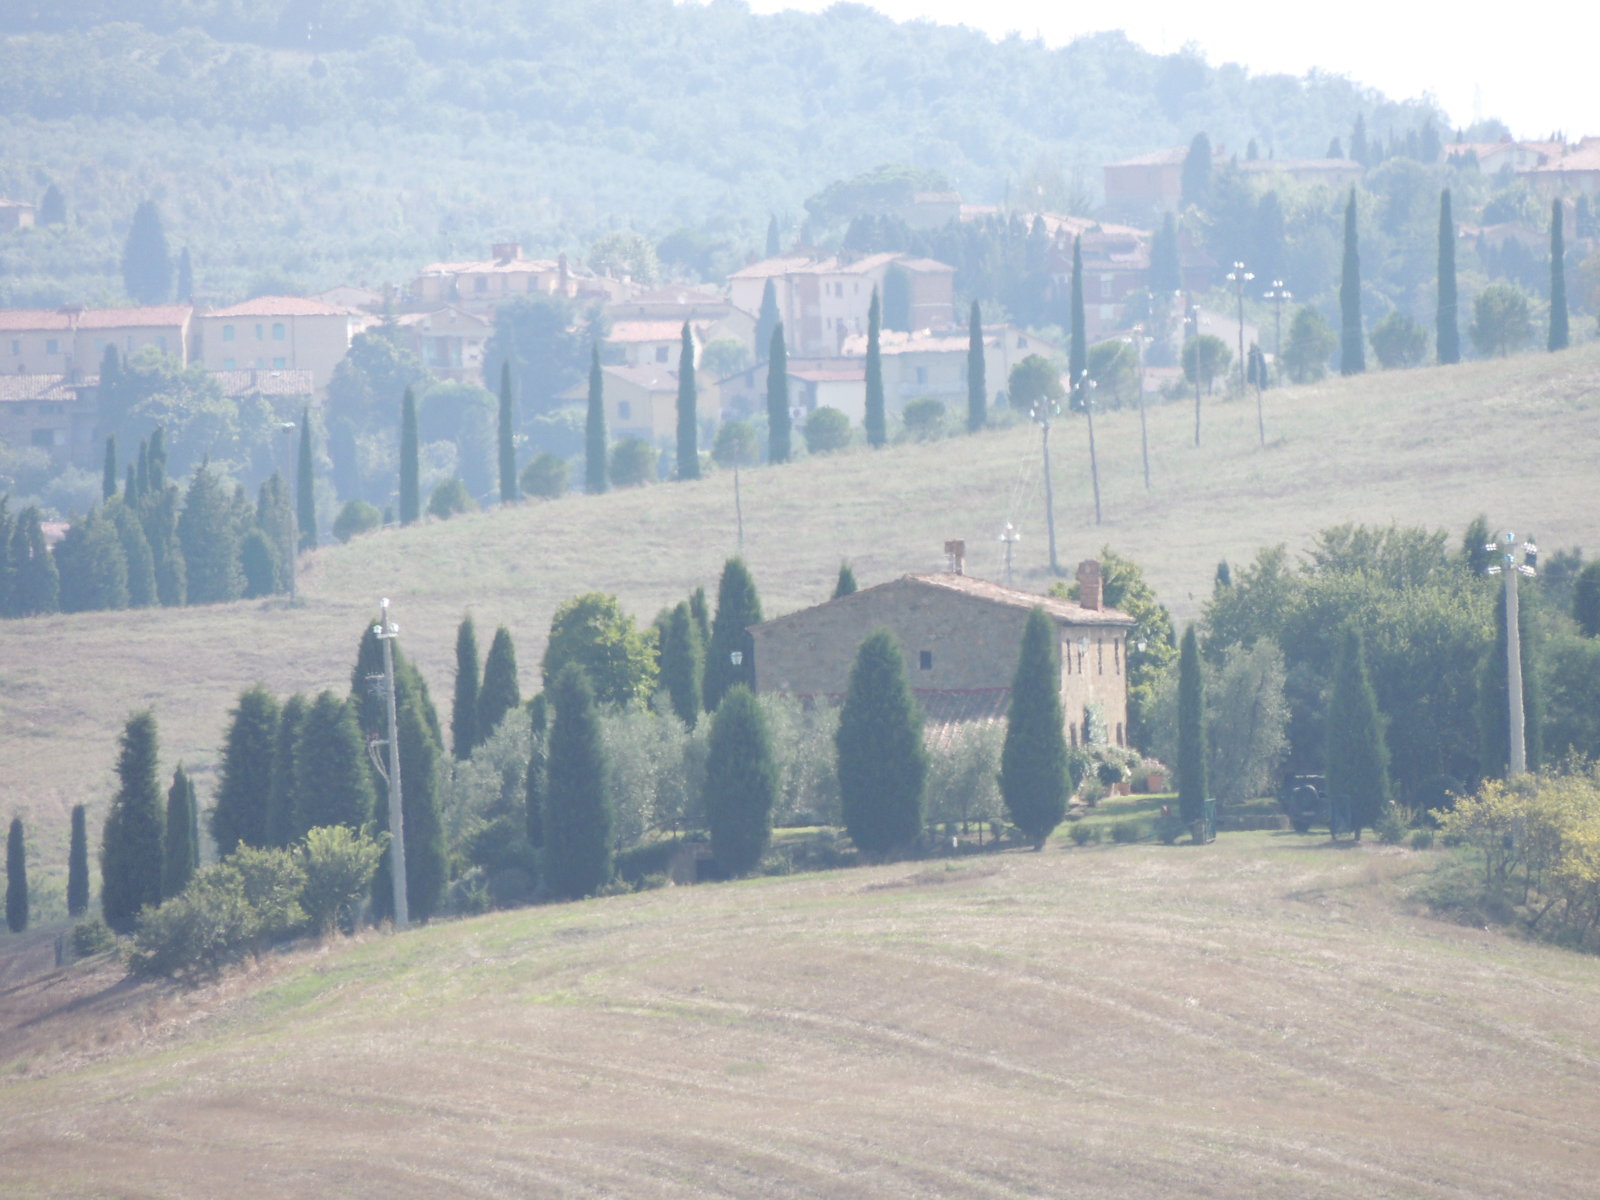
[919,650,933,670]
[45,338,59,354]
[272,322,286,340]
[656,346,669,363]
[223,325,235,342]
[10,340,19,355]
[618,400,632,419]
[255,324,264,340]
[224,357,236,370]
[273,356,287,368]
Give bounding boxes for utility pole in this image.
[1184,305,1202,447]
[1030,388,1061,574]
[373,599,408,928]
[1264,280,1292,385]
[1127,329,1151,490]
[1077,369,1102,525]
[1486,532,1537,778]
[998,522,1019,588]
[279,421,297,604]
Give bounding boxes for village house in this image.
[0,373,98,464]
[727,251,956,357]
[570,363,721,445]
[409,243,578,313]
[195,297,360,394]
[394,305,493,381]
[750,557,1134,749]
[837,324,1061,416]
[0,305,194,377]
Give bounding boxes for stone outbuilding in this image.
[749,560,1136,748]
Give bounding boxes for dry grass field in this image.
[3,345,1599,891]
[4,830,1600,1198]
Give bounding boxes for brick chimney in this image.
[1076,559,1102,610]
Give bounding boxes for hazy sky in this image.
[744,0,1588,142]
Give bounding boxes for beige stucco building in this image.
[0,305,194,377]
[196,297,357,394]
[750,561,1134,748]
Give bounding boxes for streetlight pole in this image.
[1077,370,1102,525]
[1184,306,1202,447]
[1126,328,1151,491]
[1486,532,1537,778]
[1264,280,1291,385]
[1226,261,1254,394]
[373,599,408,929]
[1030,388,1061,574]
[998,522,1019,587]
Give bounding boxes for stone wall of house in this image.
[750,575,1131,746]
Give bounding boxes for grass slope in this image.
[3,347,1598,886]
[4,835,1600,1197]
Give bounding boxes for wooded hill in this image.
[0,0,1441,304]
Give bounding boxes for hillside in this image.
[0,1,1438,304]
[3,346,1597,886]
[4,833,1600,1197]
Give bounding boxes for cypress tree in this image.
[766,322,791,463]
[161,764,197,900]
[67,804,89,917]
[755,279,779,363]
[1181,133,1212,208]
[102,436,118,502]
[296,409,317,551]
[837,629,926,858]
[766,214,781,258]
[371,690,447,923]
[660,600,704,727]
[1151,212,1182,293]
[55,508,129,613]
[101,710,164,933]
[399,386,420,524]
[704,685,776,877]
[121,199,172,304]
[1549,199,1569,352]
[211,685,281,856]
[265,693,307,848]
[254,471,295,594]
[1575,562,1600,638]
[38,182,65,226]
[1437,190,1460,365]
[10,507,59,616]
[1000,608,1070,849]
[966,299,986,432]
[689,585,711,648]
[451,614,481,759]
[178,460,241,604]
[833,562,858,599]
[585,344,608,494]
[6,818,27,933]
[293,692,374,836]
[703,557,763,712]
[865,291,886,447]
[525,694,548,852]
[675,321,700,480]
[1176,626,1207,827]
[1339,188,1365,375]
[542,664,612,900]
[1326,626,1391,837]
[109,500,155,607]
[477,626,521,742]
[498,360,519,503]
[349,618,444,753]
[1069,236,1087,399]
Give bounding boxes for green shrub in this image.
[71,917,117,957]
[1079,776,1108,807]
[1409,828,1435,850]
[1097,760,1126,786]
[902,397,946,440]
[615,838,681,885]
[1375,803,1408,845]
[229,845,307,942]
[609,437,657,487]
[427,477,476,520]
[1069,822,1098,845]
[1111,820,1146,843]
[802,406,852,454]
[128,866,255,983]
[300,825,385,937]
[520,452,570,499]
[332,499,381,543]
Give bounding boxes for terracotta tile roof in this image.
[0,309,72,332]
[213,369,316,397]
[76,305,192,329]
[603,363,678,391]
[730,251,919,280]
[904,572,1135,626]
[1104,146,1190,168]
[609,319,695,343]
[0,374,82,402]
[894,257,956,273]
[206,296,352,318]
[918,688,1011,751]
[789,366,864,383]
[416,257,563,277]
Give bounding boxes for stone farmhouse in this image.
[750,558,1135,749]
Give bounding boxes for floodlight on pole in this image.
[1264,280,1292,385]
[1225,261,1254,393]
[998,522,1019,588]
[1124,328,1152,491]
[1484,532,1536,778]
[373,598,408,928]
[1030,382,1062,574]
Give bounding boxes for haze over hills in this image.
[0,0,1443,304]
[4,342,1596,883]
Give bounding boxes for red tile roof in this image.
[0,310,72,332]
[206,296,352,318]
[76,305,192,329]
